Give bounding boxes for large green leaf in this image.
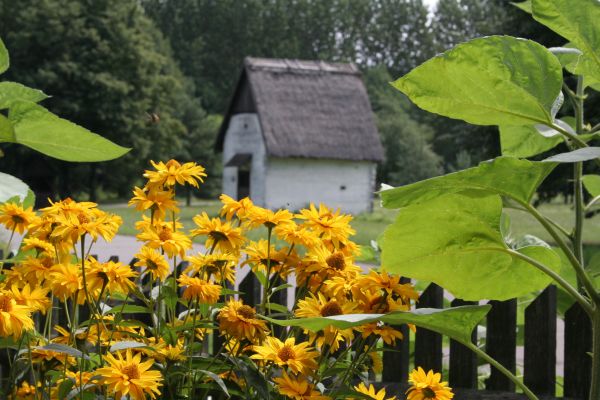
[583,175,600,197]
[265,305,490,344]
[543,147,600,163]
[381,193,561,301]
[551,46,600,90]
[381,157,555,208]
[0,172,29,203]
[0,114,14,142]
[532,0,600,84]
[500,125,563,158]
[0,38,8,74]
[391,36,563,126]
[0,82,47,110]
[8,101,130,162]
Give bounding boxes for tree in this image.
[365,66,442,186]
[0,0,206,200]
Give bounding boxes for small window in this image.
[340,185,346,191]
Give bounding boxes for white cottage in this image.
[216,58,384,214]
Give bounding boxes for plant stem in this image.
[464,341,539,400]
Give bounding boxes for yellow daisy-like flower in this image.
[303,245,362,281]
[10,284,51,315]
[0,291,34,339]
[134,246,171,282]
[129,186,179,220]
[11,380,39,400]
[245,206,295,229]
[358,271,419,304]
[184,252,238,284]
[273,371,331,400]
[13,256,53,286]
[51,208,122,243]
[243,239,289,276]
[219,194,254,221]
[218,299,268,342]
[86,258,138,296]
[0,202,36,234]
[148,338,187,363]
[47,262,82,300]
[406,367,454,400]
[358,323,404,345]
[251,337,319,374]
[274,222,319,247]
[296,203,355,246]
[190,212,245,253]
[353,383,396,400]
[20,237,55,258]
[177,274,221,304]
[136,220,191,259]
[143,159,206,189]
[96,349,163,400]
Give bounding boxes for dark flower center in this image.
[320,301,343,317]
[422,387,436,399]
[277,345,295,362]
[238,305,256,320]
[326,252,345,271]
[123,364,140,380]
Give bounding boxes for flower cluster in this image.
[0,160,453,400]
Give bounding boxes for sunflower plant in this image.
[380,0,600,399]
[0,158,469,400]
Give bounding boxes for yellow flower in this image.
[219,194,254,221]
[148,338,187,363]
[251,337,318,374]
[274,222,319,247]
[273,371,331,400]
[96,349,163,400]
[86,258,138,296]
[47,262,82,300]
[0,291,34,339]
[143,159,206,189]
[129,186,179,220]
[245,206,295,229]
[303,245,361,281]
[136,219,191,258]
[358,323,404,345]
[0,202,36,234]
[178,274,221,304]
[406,367,454,400]
[243,239,290,276]
[134,246,171,281]
[20,237,55,258]
[12,256,53,286]
[10,284,51,314]
[11,381,39,400]
[190,212,245,253]
[353,383,396,400]
[218,299,268,341]
[358,271,419,304]
[297,203,355,246]
[50,207,121,243]
[185,252,238,284]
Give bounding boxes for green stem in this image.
[505,248,593,315]
[261,226,273,315]
[464,341,539,400]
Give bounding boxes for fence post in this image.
[239,270,261,307]
[485,299,517,391]
[524,286,556,396]
[414,283,443,372]
[564,302,592,399]
[449,299,478,389]
[382,277,411,383]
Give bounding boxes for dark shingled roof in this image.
[217,57,384,162]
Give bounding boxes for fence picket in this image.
[564,302,592,399]
[449,299,478,389]
[524,286,556,395]
[485,299,517,391]
[414,283,443,372]
[382,278,411,383]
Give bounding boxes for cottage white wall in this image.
[264,158,376,214]
[222,114,267,205]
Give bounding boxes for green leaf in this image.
[8,101,130,162]
[381,193,561,301]
[265,305,490,345]
[583,175,600,197]
[0,172,30,204]
[58,379,75,400]
[381,157,555,208]
[109,341,148,352]
[105,304,151,314]
[0,38,8,74]
[543,147,600,163]
[512,1,531,13]
[23,189,35,209]
[532,0,600,83]
[198,370,230,398]
[391,36,563,126]
[0,114,14,142]
[35,343,90,360]
[500,125,563,158]
[0,82,47,110]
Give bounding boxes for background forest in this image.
[1,0,594,203]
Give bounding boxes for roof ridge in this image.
[244,57,359,75]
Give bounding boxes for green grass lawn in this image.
[103,199,600,254]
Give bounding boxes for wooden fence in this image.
[1,254,593,399]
